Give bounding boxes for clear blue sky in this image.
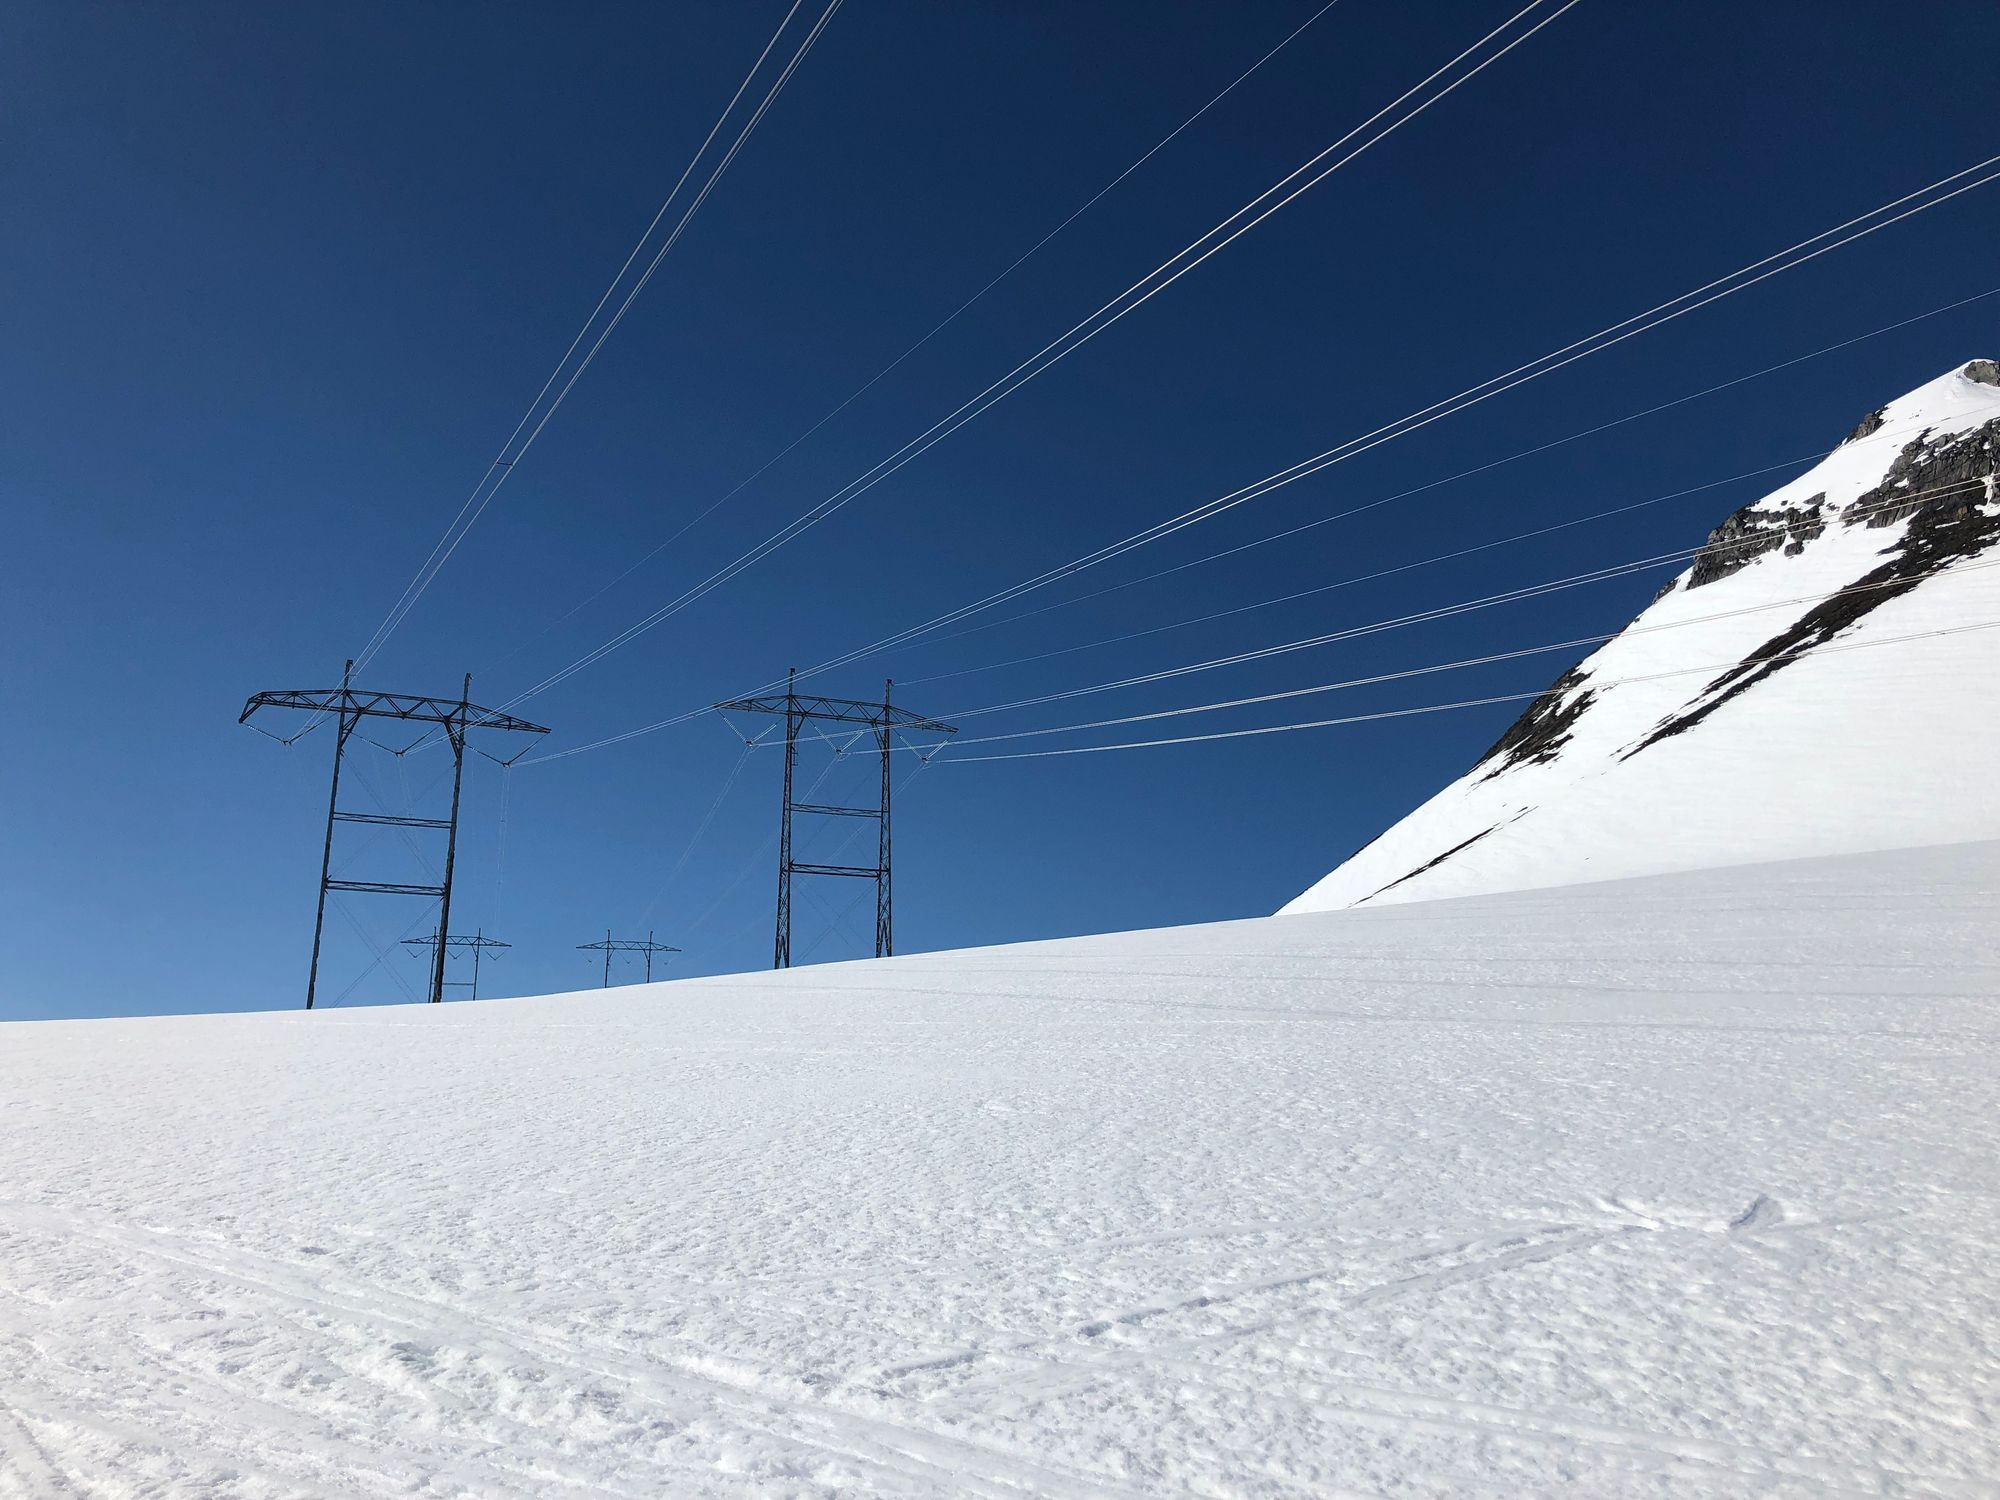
[4,0,1996,1018]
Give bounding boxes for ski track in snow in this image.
[4,841,2000,1496]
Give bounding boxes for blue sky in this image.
[5,0,1997,1019]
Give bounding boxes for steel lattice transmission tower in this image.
[575,929,682,987]
[241,660,549,1008]
[401,929,511,1001]
[715,672,955,968]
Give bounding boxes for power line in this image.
[903,411,1969,691]
[920,553,2000,751]
[547,150,2000,762]
[488,0,1582,713]
[682,753,844,936]
[932,616,2000,763]
[547,378,1996,767]
[946,477,1998,721]
[635,741,756,926]
[352,0,843,672]
[485,0,1350,671]
[775,155,2000,682]
[893,284,2000,663]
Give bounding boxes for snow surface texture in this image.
[5,840,2000,1497]
[1284,362,2000,914]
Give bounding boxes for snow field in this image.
[3,840,1999,1496]
[1287,364,2000,912]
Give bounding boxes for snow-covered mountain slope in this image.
[1284,361,2000,913]
[5,840,2000,1497]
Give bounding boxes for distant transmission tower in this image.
[241,660,550,1008]
[576,929,682,987]
[715,673,955,968]
[401,929,510,1001]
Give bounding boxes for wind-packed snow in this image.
[1285,363,2000,913]
[6,840,2000,1497]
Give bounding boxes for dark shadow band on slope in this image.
[1355,808,1532,905]
[1357,825,1502,905]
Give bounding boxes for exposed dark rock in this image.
[1430,378,1999,796]
[1686,493,1828,589]
[1842,407,1887,445]
[1851,418,2000,531]
[1625,485,2000,758]
[1473,665,1594,778]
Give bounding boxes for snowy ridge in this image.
[1283,361,2000,913]
[3,841,1999,1495]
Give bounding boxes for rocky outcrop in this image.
[1842,407,1888,445]
[1853,418,2000,531]
[1473,665,1593,777]
[1474,380,2000,781]
[1627,463,2000,758]
[1687,494,1829,589]
[1283,360,2000,916]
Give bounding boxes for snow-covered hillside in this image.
[1285,361,2000,913]
[5,840,2000,1497]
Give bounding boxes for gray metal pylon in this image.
[714,670,954,969]
[576,929,682,987]
[242,661,549,1009]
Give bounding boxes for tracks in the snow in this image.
[0,1201,1168,1499]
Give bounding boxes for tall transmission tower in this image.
[715,673,955,968]
[401,929,511,1001]
[576,930,682,987]
[242,660,550,1008]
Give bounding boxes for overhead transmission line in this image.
[770,152,2000,689]
[634,738,762,927]
[537,148,2000,764]
[682,752,845,938]
[924,427,1987,701]
[894,283,2000,663]
[946,478,1999,720]
[491,0,1351,668]
[931,614,2000,762]
[489,0,1584,713]
[708,491,2000,759]
[919,549,2000,749]
[713,487,1989,753]
[351,0,843,674]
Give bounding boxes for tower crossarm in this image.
[712,692,955,736]
[239,686,548,735]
